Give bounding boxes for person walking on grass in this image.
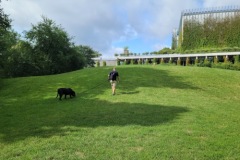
[108,67,120,95]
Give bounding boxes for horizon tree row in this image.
[0,13,100,77]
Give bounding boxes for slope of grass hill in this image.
[0,65,240,159]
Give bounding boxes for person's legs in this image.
[112,85,115,95]
[111,81,117,95]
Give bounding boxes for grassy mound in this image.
[1,66,240,159]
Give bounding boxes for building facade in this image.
[173,6,240,49]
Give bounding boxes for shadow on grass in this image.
[77,66,200,98]
[117,67,200,90]
[119,91,140,95]
[0,66,195,143]
[0,99,188,143]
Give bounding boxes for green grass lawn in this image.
[0,65,240,160]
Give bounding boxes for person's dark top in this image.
[109,71,119,81]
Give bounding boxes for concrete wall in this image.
[94,59,117,66]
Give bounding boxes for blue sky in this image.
[2,0,240,58]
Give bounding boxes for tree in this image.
[0,29,19,69]
[4,40,36,77]
[66,46,86,71]
[76,45,99,67]
[0,1,19,77]
[0,0,11,52]
[0,5,100,77]
[25,16,82,74]
[123,46,129,56]
[0,0,11,30]
[158,47,173,54]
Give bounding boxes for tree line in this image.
[0,2,100,77]
[114,47,175,57]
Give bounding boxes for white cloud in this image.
[102,47,124,59]
[2,0,240,58]
[153,43,171,51]
[118,24,138,42]
[2,0,42,32]
[203,0,240,7]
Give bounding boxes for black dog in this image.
[56,88,76,100]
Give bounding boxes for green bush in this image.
[152,58,157,65]
[117,59,120,66]
[233,47,240,51]
[234,55,240,64]
[204,58,211,67]
[103,61,106,67]
[197,61,205,67]
[138,59,142,65]
[224,56,229,63]
[96,61,100,67]
[130,59,134,65]
[223,62,232,69]
[194,58,199,66]
[232,63,240,70]
[186,57,190,66]
[160,58,164,64]
[222,47,232,52]
[177,58,181,66]
[214,57,218,64]
[145,59,149,65]
[194,49,199,53]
